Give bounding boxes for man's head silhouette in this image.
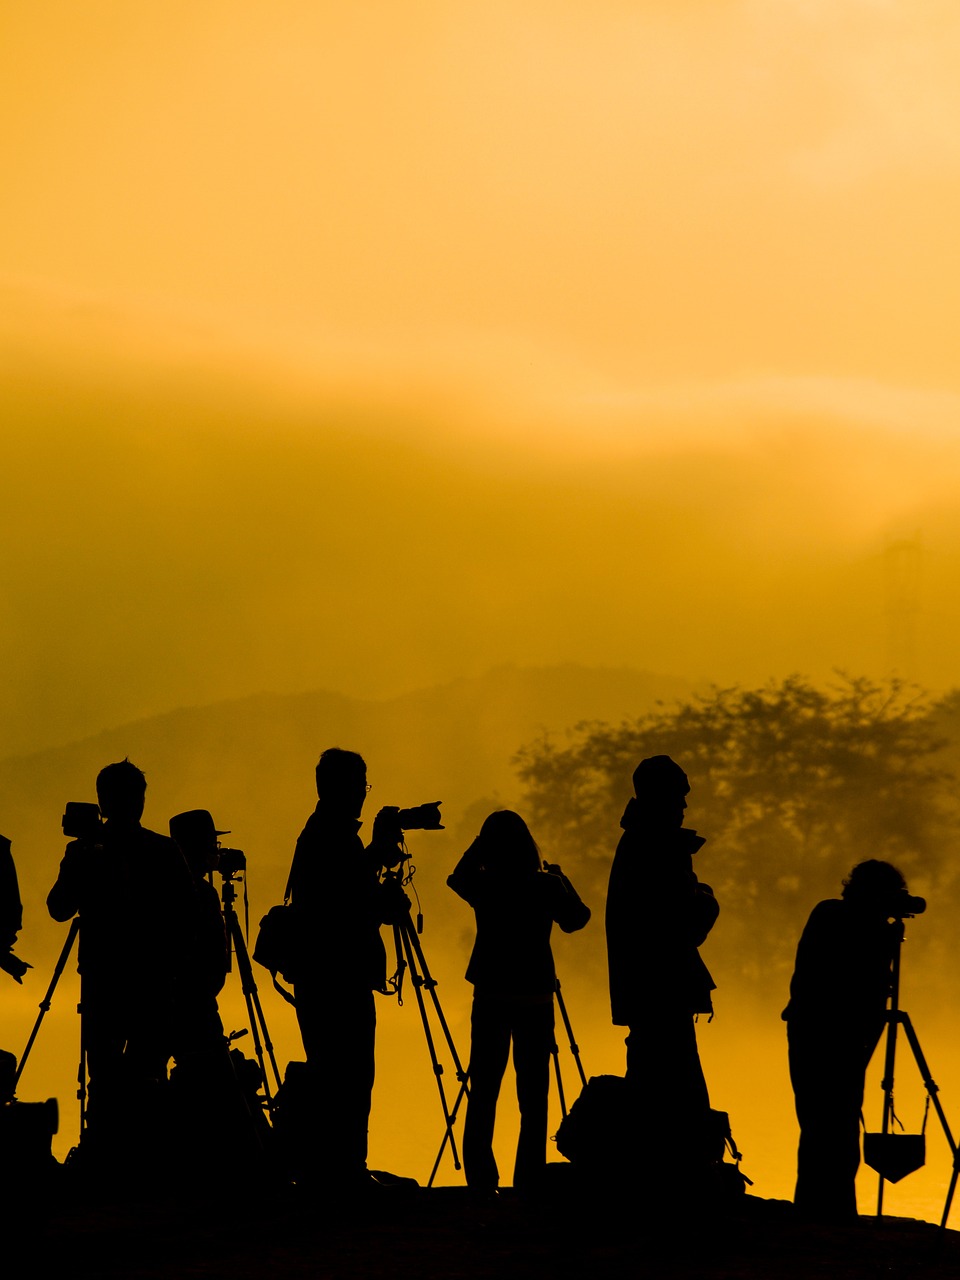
[842,859,907,914]
[96,759,146,826]
[632,755,689,828]
[315,748,368,819]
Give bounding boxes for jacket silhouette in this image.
[46,760,195,1167]
[783,860,902,1221]
[604,756,718,1153]
[285,748,404,1193]
[448,809,590,1192]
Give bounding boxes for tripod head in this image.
[217,847,247,882]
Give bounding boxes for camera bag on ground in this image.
[554,1074,750,1206]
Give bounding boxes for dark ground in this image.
[7,1184,960,1280]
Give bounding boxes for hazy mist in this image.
[4,0,960,1227]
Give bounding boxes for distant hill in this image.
[0,663,692,963]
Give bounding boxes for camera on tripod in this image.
[217,848,247,880]
[61,802,103,842]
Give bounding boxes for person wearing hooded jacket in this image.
[605,755,718,1142]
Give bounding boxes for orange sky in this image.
[5,5,960,1217]
[3,2,960,751]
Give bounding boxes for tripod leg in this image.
[898,1013,958,1156]
[893,1012,960,1230]
[943,1164,960,1230]
[402,920,470,1083]
[551,1039,567,1119]
[554,980,587,1091]
[15,917,80,1089]
[228,913,282,1100]
[397,918,464,1178]
[428,1074,470,1188]
[876,1010,900,1217]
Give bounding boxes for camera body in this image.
[218,848,247,879]
[61,802,103,842]
[394,803,443,832]
[891,891,926,919]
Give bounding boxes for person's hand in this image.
[543,861,564,876]
[379,875,411,924]
[373,807,403,843]
[372,807,406,867]
[0,952,31,983]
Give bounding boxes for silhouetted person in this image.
[783,860,905,1221]
[0,835,30,983]
[448,810,591,1194]
[46,760,195,1175]
[605,756,718,1157]
[285,748,406,1194]
[167,809,266,1189]
[168,809,230,1053]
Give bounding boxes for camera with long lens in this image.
[61,802,103,842]
[393,803,443,832]
[217,847,247,879]
[891,891,926,919]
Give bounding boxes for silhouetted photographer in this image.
[783,859,921,1222]
[167,809,271,1190]
[605,756,718,1159]
[46,760,195,1175]
[168,809,230,1054]
[283,748,409,1194]
[448,810,590,1195]
[0,836,30,984]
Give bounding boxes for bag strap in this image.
[271,971,296,1006]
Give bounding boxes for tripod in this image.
[15,917,86,1129]
[218,868,283,1105]
[870,919,958,1226]
[549,978,587,1118]
[382,867,470,1187]
[429,974,587,1188]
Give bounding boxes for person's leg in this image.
[295,982,376,1186]
[626,1008,711,1176]
[626,1010,709,1113]
[511,1000,555,1191]
[463,995,511,1191]
[81,981,130,1165]
[788,1022,862,1220]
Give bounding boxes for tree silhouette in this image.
[515,675,955,991]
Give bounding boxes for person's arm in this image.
[0,836,29,981]
[543,863,592,933]
[0,836,21,947]
[447,841,486,906]
[366,808,406,871]
[689,880,719,946]
[47,841,86,922]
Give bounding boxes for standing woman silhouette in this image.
[448,810,591,1193]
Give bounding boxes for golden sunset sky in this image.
[3,0,960,749]
[5,3,960,1217]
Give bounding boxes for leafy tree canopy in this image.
[516,675,955,990]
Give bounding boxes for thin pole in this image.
[15,917,80,1089]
